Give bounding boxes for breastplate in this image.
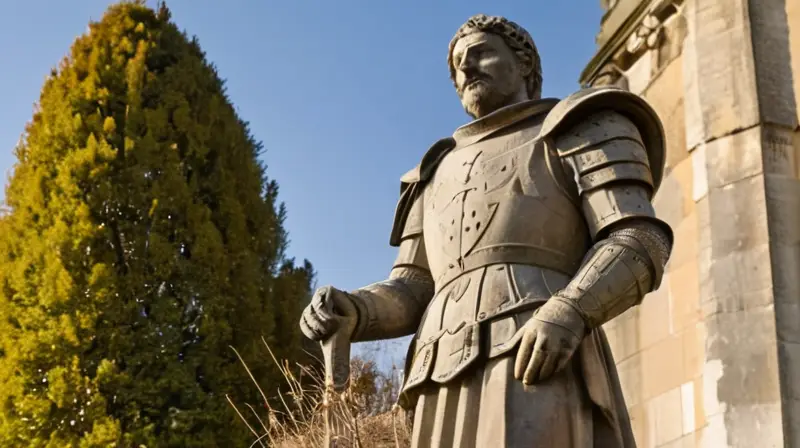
[422,115,590,291]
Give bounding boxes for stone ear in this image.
[516,52,534,77]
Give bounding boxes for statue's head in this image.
[448,14,543,118]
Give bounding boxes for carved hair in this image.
[448,14,543,99]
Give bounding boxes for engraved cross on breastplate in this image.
[438,150,499,270]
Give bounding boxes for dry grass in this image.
[227,337,412,447]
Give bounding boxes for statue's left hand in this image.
[513,298,586,385]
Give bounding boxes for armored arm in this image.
[542,91,673,333]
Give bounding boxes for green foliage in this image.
[0,2,314,446]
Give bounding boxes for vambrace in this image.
[346,266,435,342]
[551,219,672,329]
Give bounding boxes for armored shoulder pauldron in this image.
[539,86,667,195]
[389,137,456,247]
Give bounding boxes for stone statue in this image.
[300,14,672,447]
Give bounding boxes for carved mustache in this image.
[459,75,492,93]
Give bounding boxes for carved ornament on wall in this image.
[626,14,663,54]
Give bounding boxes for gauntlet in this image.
[547,219,672,335]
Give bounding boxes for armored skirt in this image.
[408,320,635,448]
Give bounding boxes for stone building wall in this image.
[581,0,799,446]
[791,0,800,127]
[791,0,800,166]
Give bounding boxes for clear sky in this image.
[0,1,603,368]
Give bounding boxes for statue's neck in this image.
[453,97,558,147]
[502,90,534,112]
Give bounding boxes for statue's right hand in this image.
[299,286,358,342]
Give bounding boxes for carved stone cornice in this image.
[581,0,684,87]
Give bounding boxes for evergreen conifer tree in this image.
[0,2,314,446]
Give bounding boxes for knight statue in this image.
[300,13,673,447]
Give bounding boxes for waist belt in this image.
[435,244,581,293]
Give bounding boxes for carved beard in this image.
[459,80,514,119]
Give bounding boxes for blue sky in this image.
[0,1,602,368]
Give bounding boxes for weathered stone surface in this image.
[673,158,697,220]
[656,14,688,73]
[643,55,688,170]
[618,353,644,407]
[682,0,760,150]
[653,173,687,230]
[643,334,685,400]
[629,402,657,447]
[669,213,698,269]
[701,271,773,318]
[763,125,800,178]
[748,0,798,128]
[703,127,764,188]
[724,402,783,448]
[706,176,769,259]
[697,413,728,448]
[695,195,711,252]
[605,306,641,362]
[692,375,706,434]
[654,387,684,445]
[705,306,782,408]
[789,0,800,125]
[764,176,800,246]
[682,322,706,379]
[770,243,800,301]
[627,51,654,94]
[782,398,800,448]
[639,282,672,350]
[669,260,700,332]
[778,341,800,401]
[690,145,708,200]
[775,301,800,344]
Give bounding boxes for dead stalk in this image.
[226,394,266,447]
[228,341,410,447]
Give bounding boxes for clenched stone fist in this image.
[514,297,587,385]
[299,285,358,342]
